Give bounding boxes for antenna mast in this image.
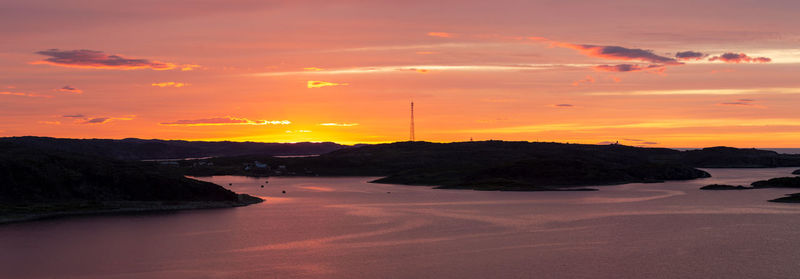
[410,101,415,142]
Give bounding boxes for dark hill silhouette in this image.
[0,136,348,160]
[0,142,261,223]
[682,146,800,167]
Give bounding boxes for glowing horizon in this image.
[2,1,800,148]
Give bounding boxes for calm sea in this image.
[2,168,800,278]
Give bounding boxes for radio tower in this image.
[410,101,415,142]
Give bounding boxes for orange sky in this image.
[2,0,800,147]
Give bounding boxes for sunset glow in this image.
[2,1,800,147]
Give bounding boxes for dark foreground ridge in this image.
[0,142,262,224]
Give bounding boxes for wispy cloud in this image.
[52,114,134,124]
[319,123,359,127]
[254,64,589,77]
[718,99,763,107]
[160,117,290,126]
[552,104,575,108]
[84,117,111,124]
[457,118,800,134]
[58,85,83,94]
[709,52,771,63]
[405,68,430,73]
[180,64,201,71]
[303,67,323,71]
[307,81,348,88]
[427,32,453,38]
[710,69,736,74]
[572,75,594,86]
[81,115,135,125]
[0,91,50,98]
[151,82,188,88]
[587,87,800,96]
[32,49,195,70]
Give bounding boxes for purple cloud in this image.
[83,117,111,124]
[593,64,665,72]
[59,85,83,94]
[675,51,706,60]
[709,53,771,63]
[33,49,179,70]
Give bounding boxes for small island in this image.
[700,176,800,202]
[751,176,800,188]
[700,184,750,190]
[769,193,800,203]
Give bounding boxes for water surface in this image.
[2,168,800,278]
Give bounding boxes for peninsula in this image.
[0,141,262,223]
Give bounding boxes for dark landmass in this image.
[750,176,800,189]
[0,136,348,160]
[177,144,800,180]
[700,184,751,190]
[699,177,800,202]
[769,193,800,203]
[0,142,262,223]
[699,176,800,190]
[792,169,800,175]
[8,136,800,196]
[682,146,800,168]
[179,141,711,190]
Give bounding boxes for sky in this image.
[2,0,800,147]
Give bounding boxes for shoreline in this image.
[0,196,263,225]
